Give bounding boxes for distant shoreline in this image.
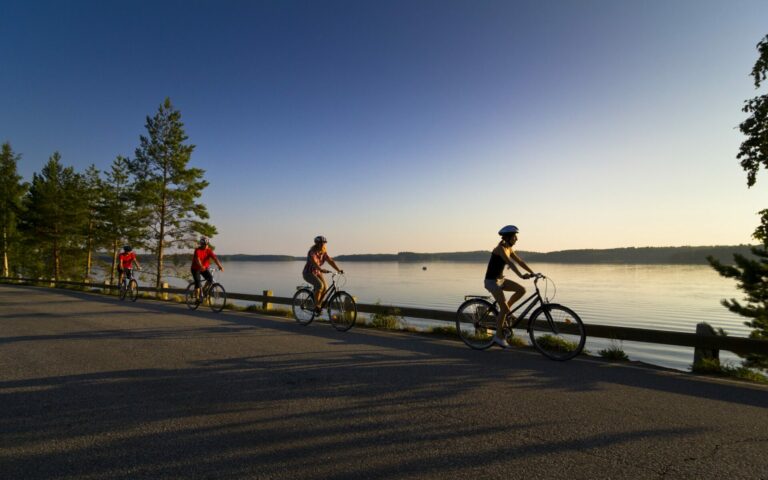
[214,245,757,265]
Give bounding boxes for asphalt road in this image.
[0,284,766,479]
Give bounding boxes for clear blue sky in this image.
[2,0,768,255]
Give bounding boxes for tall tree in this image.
[0,142,27,277]
[130,98,216,289]
[21,152,83,280]
[709,35,768,371]
[97,155,148,284]
[81,165,102,280]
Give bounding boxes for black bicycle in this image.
[292,272,357,331]
[118,271,139,302]
[455,274,586,361]
[185,267,227,313]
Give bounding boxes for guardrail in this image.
[1,276,766,356]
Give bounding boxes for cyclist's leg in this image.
[485,279,509,336]
[201,269,214,296]
[117,267,125,287]
[303,271,325,310]
[192,269,202,298]
[502,279,526,312]
[125,269,133,282]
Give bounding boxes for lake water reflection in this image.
[167,261,749,371]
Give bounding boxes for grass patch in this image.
[244,304,293,318]
[430,326,457,336]
[368,302,403,330]
[599,342,629,361]
[533,334,580,353]
[692,358,768,384]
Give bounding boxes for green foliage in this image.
[369,303,403,329]
[0,142,27,277]
[534,334,579,353]
[738,35,768,187]
[20,153,89,279]
[599,342,629,361]
[130,98,216,289]
[692,358,768,384]
[96,155,149,284]
[709,35,768,372]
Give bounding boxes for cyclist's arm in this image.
[326,256,343,274]
[498,248,527,278]
[509,250,534,276]
[191,252,202,270]
[132,257,141,270]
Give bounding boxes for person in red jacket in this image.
[117,245,141,286]
[192,237,224,299]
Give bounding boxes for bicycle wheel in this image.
[119,281,127,300]
[292,288,316,326]
[456,298,497,350]
[185,283,200,310]
[208,283,226,312]
[328,291,357,332]
[528,304,586,361]
[128,279,139,302]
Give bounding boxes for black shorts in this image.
[191,269,213,289]
[118,268,133,280]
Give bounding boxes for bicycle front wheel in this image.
[119,282,127,301]
[528,304,586,361]
[185,283,200,310]
[208,283,226,312]
[128,280,139,302]
[292,289,316,326]
[328,292,357,332]
[456,298,497,350]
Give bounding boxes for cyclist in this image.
[117,245,141,287]
[485,225,535,348]
[303,235,343,313]
[192,237,224,300]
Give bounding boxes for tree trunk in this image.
[84,219,93,280]
[2,225,8,278]
[53,235,60,281]
[110,240,118,285]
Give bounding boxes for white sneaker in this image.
[493,336,510,349]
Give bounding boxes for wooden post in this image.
[161,282,169,301]
[263,290,273,310]
[693,322,720,367]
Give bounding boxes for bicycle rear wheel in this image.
[328,292,357,331]
[292,288,316,325]
[119,281,127,301]
[528,304,586,361]
[185,283,200,310]
[128,279,139,302]
[208,283,226,312]
[456,298,497,350]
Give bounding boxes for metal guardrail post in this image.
[263,290,272,310]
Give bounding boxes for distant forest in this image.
[213,245,758,265]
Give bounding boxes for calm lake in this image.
[168,261,749,372]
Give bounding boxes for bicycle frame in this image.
[470,276,548,329]
[310,274,340,307]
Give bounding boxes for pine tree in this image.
[130,98,216,289]
[21,153,83,280]
[81,165,102,280]
[97,156,148,284]
[709,35,768,370]
[0,142,27,277]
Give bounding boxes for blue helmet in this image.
[498,225,519,236]
[122,245,132,252]
[314,235,327,244]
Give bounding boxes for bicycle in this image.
[292,272,357,331]
[185,267,227,313]
[118,271,139,302]
[455,274,586,361]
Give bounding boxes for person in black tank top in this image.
[484,225,536,348]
